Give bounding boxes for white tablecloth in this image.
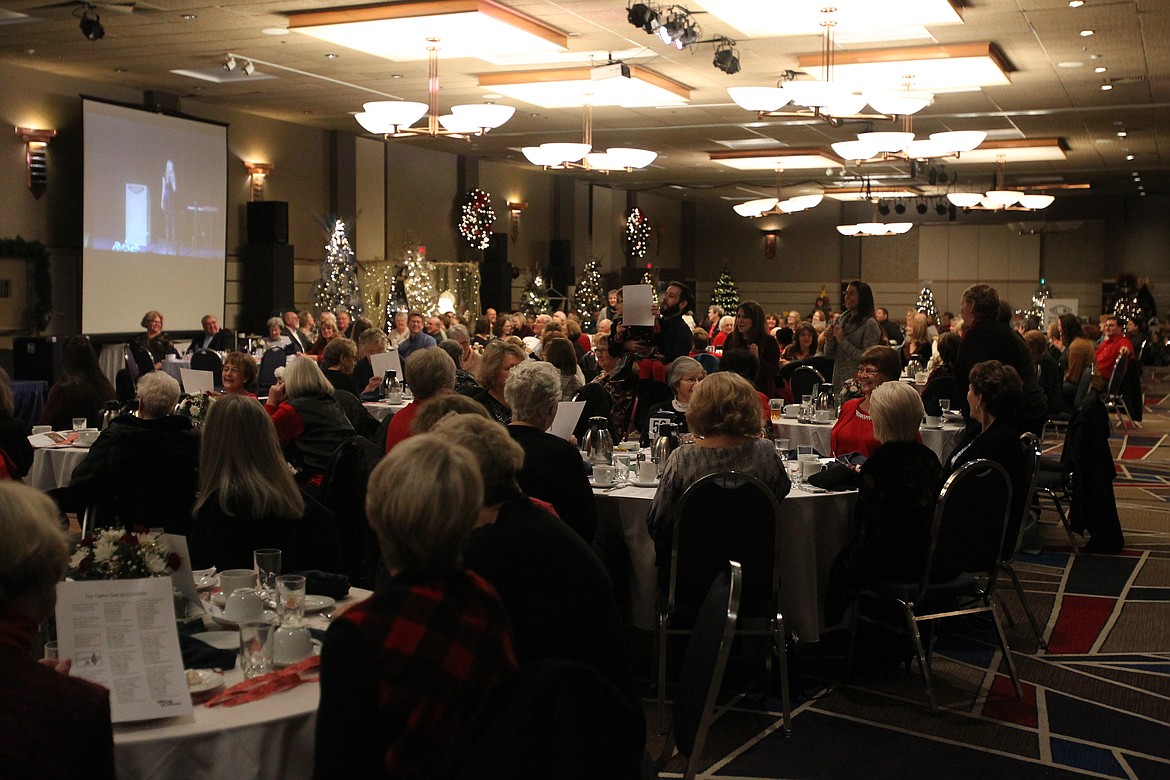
[27,444,90,490]
[113,587,373,780]
[773,418,965,463]
[161,358,192,383]
[362,401,408,422]
[593,482,856,642]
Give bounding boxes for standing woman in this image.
[824,281,882,394]
[727,299,781,398]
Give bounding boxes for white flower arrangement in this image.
[68,527,182,581]
[175,392,211,425]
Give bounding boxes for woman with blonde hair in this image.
[264,356,354,484]
[189,395,341,571]
[469,339,527,424]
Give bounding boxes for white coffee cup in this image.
[272,625,313,665]
[593,464,616,485]
[637,460,659,483]
[816,409,834,423]
[224,588,263,623]
[915,371,929,384]
[925,415,943,428]
[219,568,257,596]
[802,460,824,480]
[783,404,799,418]
[77,428,100,446]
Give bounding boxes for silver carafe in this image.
[652,422,680,476]
[582,417,613,466]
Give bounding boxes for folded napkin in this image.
[181,633,237,670]
[293,570,350,600]
[205,655,320,708]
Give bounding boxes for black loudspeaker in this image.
[14,336,63,383]
[247,201,289,245]
[548,239,572,296]
[479,232,512,313]
[240,243,295,334]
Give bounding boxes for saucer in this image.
[922,424,944,430]
[589,479,624,489]
[187,669,225,697]
[629,479,660,488]
[304,595,336,614]
[209,605,277,628]
[70,441,92,448]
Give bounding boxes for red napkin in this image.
[204,655,320,708]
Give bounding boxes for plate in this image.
[629,479,661,488]
[187,669,225,696]
[191,631,238,651]
[922,424,944,430]
[209,606,277,628]
[589,479,625,489]
[193,569,217,591]
[69,441,91,448]
[304,595,336,613]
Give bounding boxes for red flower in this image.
[166,553,182,571]
[119,533,138,546]
[78,557,92,572]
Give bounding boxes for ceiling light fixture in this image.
[731,169,823,218]
[355,39,514,139]
[710,147,846,171]
[223,54,237,72]
[241,59,256,76]
[478,63,690,109]
[78,4,104,41]
[946,157,1056,211]
[627,2,661,34]
[712,36,740,75]
[521,102,656,172]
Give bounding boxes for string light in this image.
[315,219,363,316]
[626,208,650,259]
[403,244,438,316]
[458,188,495,250]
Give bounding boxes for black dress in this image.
[506,425,597,542]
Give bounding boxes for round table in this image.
[362,400,408,422]
[772,417,966,463]
[27,443,90,491]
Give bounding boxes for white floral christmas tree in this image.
[521,273,551,316]
[711,267,739,312]
[915,283,937,318]
[403,244,437,316]
[574,258,604,325]
[315,219,363,315]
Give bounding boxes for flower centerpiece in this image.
[175,392,211,427]
[68,527,182,580]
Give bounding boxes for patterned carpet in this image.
[650,369,1170,779]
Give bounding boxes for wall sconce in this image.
[762,229,781,260]
[507,201,528,243]
[245,161,274,201]
[16,127,57,192]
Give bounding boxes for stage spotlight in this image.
[713,40,740,74]
[916,201,928,214]
[894,203,906,215]
[627,3,659,34]
[935,202,947,215]
[674,21,699,49]
[878,203,890,216]
[79,6,104,41]
[223,54,237,72]
[241,60,255,76]
[658,10,688,44]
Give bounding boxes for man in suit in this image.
[282,310,311,352]
[187,314,234,353]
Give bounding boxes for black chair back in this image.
[128,343,155,378]
[319,435,385,586]
[258,348,287,390]
[190,349,224,385]
[789,366,824,402]
[924,459,1012,598]
[1072,365,1094,409]
[1106,350,1130,398]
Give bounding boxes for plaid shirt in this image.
[316,569,516,779]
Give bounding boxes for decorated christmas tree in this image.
[573,258,604,325]
[625,208,651,259]
[458,188,495,251]
[1024,278,1052,321]
[521,273,551,316]
[915,283,937,318]
[710,267,739,312]
[315,219,363,316]
[641,268,660,306]
[402,243,438,316]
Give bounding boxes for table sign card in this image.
[369,350,401,381]
[549,401,586,441]
[55,577,193,722]
[179,367,215,395]
[162,533,204,619]
[622,285,655,327]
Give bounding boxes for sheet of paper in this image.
[370,350,400,379]
[179,367,215,394]
[28,431,76,448]
[548,401,586,441]
[622,285,654,326]
[162,534,204,618]
[55,577,193,723]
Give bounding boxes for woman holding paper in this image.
[0,482,115,779]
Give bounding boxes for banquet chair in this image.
[846,459,1022,715]
[658,562,742,780]
[789,366,824,403]
[657,471,790,735]
[1104,350,1138,429]
[257,348,287,392]
[190,349,223,388]
[1043,365,1093,441]
[319,435,385,587]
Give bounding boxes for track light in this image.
[79,5,104,41]
[627,3,660,34]
[894,203,906,215]
[878,203,890,216]
[935,202,948,216]
[916,201,928,214]
[223,54,237,72]
[241,59,255,76]
[712,37,739,74]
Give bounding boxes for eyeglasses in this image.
[856,366,879,376]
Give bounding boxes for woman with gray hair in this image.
[263,315,298,354]
[504,360,597,542]
[69,371,199,535]
[0,482,115,779]
[384,347,456,451]
[265,356,354,485]
[644,355,705,440]
[825,380,945,625]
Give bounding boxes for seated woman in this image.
[188,395,341,572]
[901,312,933,369]
[645,356,705,439]
[503,360,597,542]
[1058,314,1096,407]
[385,347,456,451]
[711,315,734,350]
[321,338,362,396]
[543,337,584,400]
[782,322,817,363]
[220,351,258,398]
[69,372,199,536]
[468,339,527,425]
[40,336,116,432]
[1024,329,1066,416]
[352,329,388,394]
[646,372,790,565]
[315,435,517,780]
[298,310,317,343]
[264,356,354,486]
[308,319,340,357]
[825,382,945,624]
[136,309,179,368]
[830,345,902,458]
[945,360,1028,552]
[0,482,114,779]
[441,413,642,721]
[0,368,33,478]
[921,331,960,416]
[263,316,300,355]
[472,316,494,348]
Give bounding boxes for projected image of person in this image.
[161,159,177,254]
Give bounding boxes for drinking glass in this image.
[239,622,274,679]
[769,398,784,425]
[253,548,282,600]
[797,444,816,461]
[43,641,58,660]
[785,454,803,486]
[276,574,306,627]
[939,399,951,414]
[72,417,87,432]
[774,437,789,457]
[801,395,815,422]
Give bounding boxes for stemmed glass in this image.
[785,452,803,487]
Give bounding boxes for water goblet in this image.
[72,417,87,432]
[785,454,803,486]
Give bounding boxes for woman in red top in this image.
[830,345,902,458]
[221,351,259,398]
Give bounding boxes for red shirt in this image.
[830,398,879,458]
[385,401,421,452]
[1095,335,1134,379]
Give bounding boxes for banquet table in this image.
[113,586,373,780]
[773,417,966,463]
[362,400,408,422]
[593,479,856,642]
[26,439,90,490]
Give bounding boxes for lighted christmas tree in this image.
[641,268,660,306]
[1024,278,1052,321]
[521,273,551,316]
[573,258,604,325]
[315,219,363,316]
[915,283,937,318]
[710,267,739,312]
[402,244,438,316]
[1110,274,1142,324]
[625,208,650,259]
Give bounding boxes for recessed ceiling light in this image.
[1080,29,1094,36]
[390,73,403,79]
[181,14,197,20]
[1101,84,1113,90]
[1134,177,1142,182]
[325,53,339,59]
[1095,67,1107,73]
[261,27,289,36]
[1057,61,1083,68]
[1117,130,1127,137]
[1126,154,1135,160]
[1069,0,1084,6]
